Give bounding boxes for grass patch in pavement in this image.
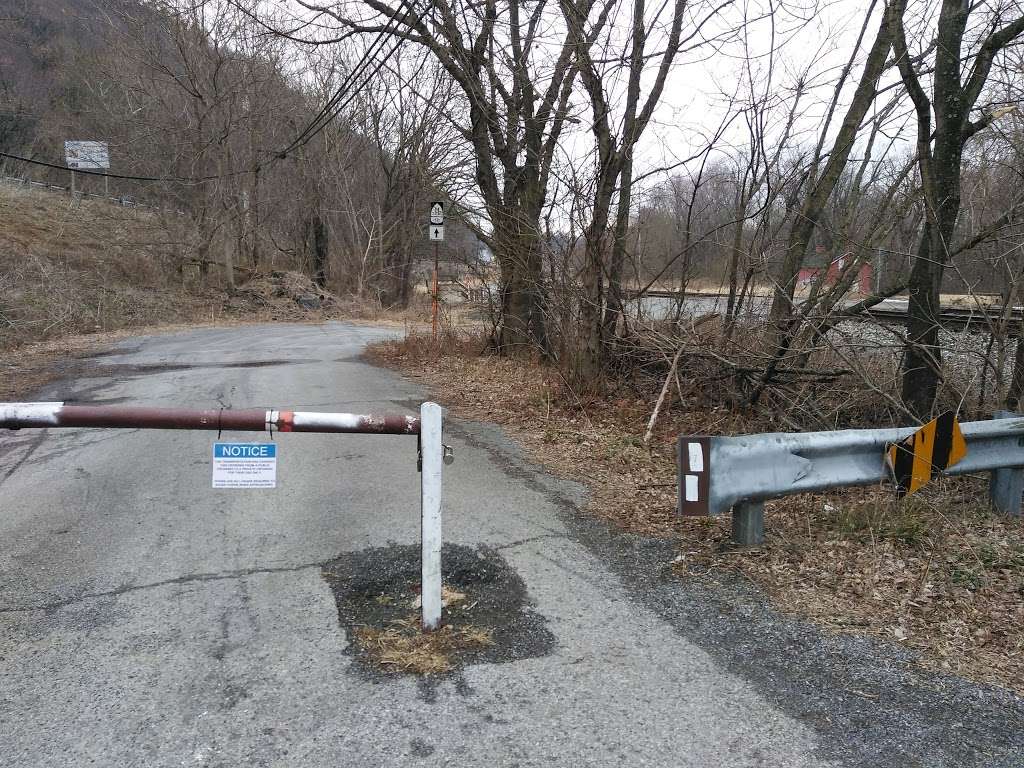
[322,543,554,677]
[355,617,494,676]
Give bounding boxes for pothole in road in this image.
[321,543,554,677]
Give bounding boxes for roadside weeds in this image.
[367,331,1024,696]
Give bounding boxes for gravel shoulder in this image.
[369,337,1024,767]
[448,416,1024,767]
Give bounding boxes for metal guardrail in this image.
[621,287,1023,335]
[1,175,186,216]
[865,305,1024,335]
[2,401,450,631]
[678,413,1024,545]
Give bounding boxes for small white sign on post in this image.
[429,201,444,225]
[64,141,110,170]
[429,224,445,241]
[212,442,277,489]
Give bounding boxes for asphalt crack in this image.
[0,561,324,614]
[494,533,570,551]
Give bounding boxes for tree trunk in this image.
[901,168,961,416]
[577,237,605,382]
[223,236,235,289]
[723,210,746,339]
[603,155,634,340]
[900,224,942,414]
[312,215,328,289]
[494,208,548,354]
[1005,330,1024,411]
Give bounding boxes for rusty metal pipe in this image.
[0,403,420,435]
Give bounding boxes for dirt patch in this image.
[366,331,1024,696]
[223,271,344,322]
[322,543,555,677]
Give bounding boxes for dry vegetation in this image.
[0,185,218,348]
[368,330,1024,695]
[0,184,430,401]
[355,618,494,676]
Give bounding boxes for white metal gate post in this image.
[419,402,443,631]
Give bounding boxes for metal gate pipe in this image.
[2,399,445,630]
[1,403,420,435]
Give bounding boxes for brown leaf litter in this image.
[367,332,1024,696]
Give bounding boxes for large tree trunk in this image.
[576,168,619,383]
[900,224,943,415]
[494,210,548,354]
[901,164,962,415]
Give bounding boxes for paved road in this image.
[1,323,1020,767]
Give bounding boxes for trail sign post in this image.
[428,203,444,340]
[64,141,109,170]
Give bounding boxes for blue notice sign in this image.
[212,442,277,488]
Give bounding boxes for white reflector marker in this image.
[688,442,704,472]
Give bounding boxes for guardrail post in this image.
[989,411,1024,516]
[731,501,764,546]
[419,402,443,631]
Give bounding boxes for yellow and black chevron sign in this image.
[886,411,967,497]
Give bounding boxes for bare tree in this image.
[286,0,616,352]
[889,0,1024,417]
[565,0,692,382]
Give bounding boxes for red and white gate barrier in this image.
[0,401,448,630]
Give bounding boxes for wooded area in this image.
[3,0,1023,423]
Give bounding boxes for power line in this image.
[274,0,427,159]
[0,151,223,183]
[1,2,429,182]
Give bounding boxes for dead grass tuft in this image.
[354,617,494,675]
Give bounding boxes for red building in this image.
[798,254,874,295]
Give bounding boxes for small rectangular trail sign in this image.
[886,411,967,497]
[212,442,277,489]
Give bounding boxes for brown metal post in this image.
[432,241,439,341]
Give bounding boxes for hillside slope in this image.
[0,183,217,349]
[0,184,354,353]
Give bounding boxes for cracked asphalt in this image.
[1,323,1021,766]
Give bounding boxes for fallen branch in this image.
[644,346,683,446]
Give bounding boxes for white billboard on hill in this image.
[64,141,109,170]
